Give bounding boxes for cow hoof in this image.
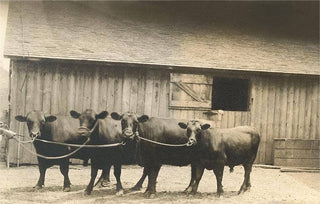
[116,189,124,196]
[144,191,155,199]
[63,187,71,192]
[84,190,91,196]
[216,190,224,197]
[183,187,192,194]
[130,185,142,191]
[33,185,42,190]
[100,180,110,187]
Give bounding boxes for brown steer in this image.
[178,120,260,196]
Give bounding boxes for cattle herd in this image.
[14,109,260,198]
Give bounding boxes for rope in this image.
[135,131,189,147]
[34,138,125,148]
[12,137,91,160]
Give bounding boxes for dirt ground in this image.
[0,165,319,204]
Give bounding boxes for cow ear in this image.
[201,123,210,130]
[45,115,57,122]
[96,111,108,119]
[70,110,80,119]
[178,122,187,129]
[15,115,27,122]
[111,112,122,120]
[138,115,149,123]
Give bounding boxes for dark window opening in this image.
[212,77,249,111]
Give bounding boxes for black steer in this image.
[70,109,147,195]
[178,120,260,196]
[111,112,193,197]
[15,110,98,191]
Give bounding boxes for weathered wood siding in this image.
[9,60,171,164]
[9,60,320,165]
[250,75,320,164]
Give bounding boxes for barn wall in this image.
[9,60,320,165]
[250,75,320,164]
[9,60,171,164]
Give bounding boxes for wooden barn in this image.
[4,2,319,166]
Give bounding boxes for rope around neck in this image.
[135,131,189,147]
[12,136,91,160]
[34,138,125,148]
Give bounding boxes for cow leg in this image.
[190,165,204,195]
[184,164,196,194]
[131,167,148,191]
[95,164,111,188]
[59,161,71,192]
[34,163,47,190]
[85,165,99,195]
[213,164,225,197]
[114,163,124,195]
[239,163,252,194]
[145,165,161,198]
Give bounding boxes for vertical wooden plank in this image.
[59,66,68,115]
[286,78,294,139]
[266,77,276,164]
[67,66,75,114]
[240,112,248,126]
[234,112,242,126]
[136,69,146,115]
[227,111,235,128]
[42,65,52,114]
[292,77,300,138]
[316,78,320,139]
[158,71,169,118]
[8,61,17,165]
[34,65,42,111]
[279,77,288,138]
[144,70,154,116]
[165,77,171,118]
[24,65,36,164]
[98,69,108,112]
[113,69,123,113]
[297,77,307,139]
[106,68,114,112]
[152,71,161,117]
[220,111,228,128]
[9,61,17,131]
[91,67,100,111]
[309,78,318,139]
[304,78,312,139]
[74,69,82,112]
[259,77,268,164]
[122,69,131,113]
[130,69,138,113]
[83,69,93,110]
[250,77,262,163]
[273,77,281,139]
[51,66,60,114]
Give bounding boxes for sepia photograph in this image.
[0,1,319,203]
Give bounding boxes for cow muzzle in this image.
[123,128,135,139]
[186,138,197,146]
[30,131,40,139]
[77,126,90,137]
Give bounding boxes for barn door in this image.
[170,73,213,109]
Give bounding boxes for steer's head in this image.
[178,120,210,146]
[70,109,108,137]
[15,110,57,139]
[111,112,149,140]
